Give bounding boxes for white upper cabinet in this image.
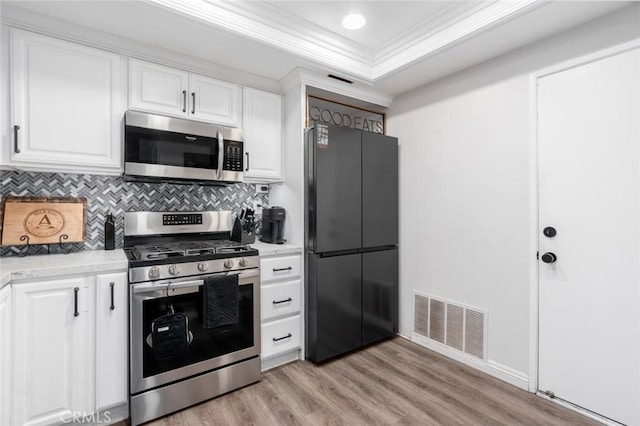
[243,87,283,182]
[129,59,189,117]
[129,59,242,127]
[9,28,126,175]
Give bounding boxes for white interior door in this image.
[538,46,640,425]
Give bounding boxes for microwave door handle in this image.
[217,129,224,180]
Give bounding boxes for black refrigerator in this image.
[305,122,399,363]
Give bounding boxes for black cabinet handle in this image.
[73,287,79,317]
[245,152,250,172]
[191,92,195,114]
[272,333,292,342]
[273,267,292,272]
[109,282,115,310]
[272,297,292,305]
[14,125,20,153]
[182,90,187,113]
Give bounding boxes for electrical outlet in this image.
[255,184,269,194]
[253,199,263,215]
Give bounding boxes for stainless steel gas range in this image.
[124,211,261,425]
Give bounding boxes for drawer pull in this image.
[109,282,115,310]
[273,266,292,272]
[273,297,292,305]
[272,333,292,342]
[73,287,80,317]
[14,125,20,153]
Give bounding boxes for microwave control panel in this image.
[223,140,243,171]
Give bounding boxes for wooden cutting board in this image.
[1,197,86,246]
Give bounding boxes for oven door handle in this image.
[132,270,259,294]
[133,279,204,294]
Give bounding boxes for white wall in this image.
[386,4,640,378]
[270,84,305,246]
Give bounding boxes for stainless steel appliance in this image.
[125,211,260,425]
[124,110,244,184]
[305,122,399,363]
[260,206,286,244]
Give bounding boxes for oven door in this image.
[130,269,260,394]
[125,123,221,182]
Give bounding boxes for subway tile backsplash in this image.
[0,170,268,257]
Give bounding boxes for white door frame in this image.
[528,38,640,395]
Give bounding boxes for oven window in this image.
[141,284,254,378]
[126,126,218,169]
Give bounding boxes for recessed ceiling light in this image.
[342,13,366,30]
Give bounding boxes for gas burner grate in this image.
[130,240,252,261]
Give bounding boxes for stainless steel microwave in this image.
[124,110,244,184]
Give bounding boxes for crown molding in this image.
[147,0,547,85]
[375,1,492,63]
[372,0,546,79]
[148,0,373,80]
[0,3,282,92]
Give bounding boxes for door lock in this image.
[541,252,557,264]
[543,227,557,237]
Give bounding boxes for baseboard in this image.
[410,333,530,390]
[536,392,624,426]
[261,349,302,372]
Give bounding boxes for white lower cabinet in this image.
[262,315,301,359]
[95,273,128,411]
[260,251,302,370]
[0,285,12,426]
[12,277,93,426]
[10,272,127,426]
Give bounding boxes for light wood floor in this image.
[148,337,598,425]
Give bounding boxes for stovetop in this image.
[131,240,253,261]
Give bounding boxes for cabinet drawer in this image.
[261,255,301,283]
[261,315,301,359]
[262,280,301,321]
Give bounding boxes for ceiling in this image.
[2,0,633,98]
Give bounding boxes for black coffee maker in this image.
[260,207,286,244]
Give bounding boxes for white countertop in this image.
[0,249,128,289]
[250,240,303,257]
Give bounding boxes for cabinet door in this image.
[189,73,241,127]
[0,286,11,426]
[129,58,188,118]
[13,278,93,426]
[362,248,398,346]
[243,88,282,181]
[10,29,125,173]
[95,273,127,411]
[362,132,399,248]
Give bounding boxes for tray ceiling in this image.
[2,0,633,97]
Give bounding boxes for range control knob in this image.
[197,262,209,272]
[239,258,248,267]
[148,266,161,280]
[168,265,181,275]
[224,259,235,269]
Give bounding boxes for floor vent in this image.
[413,293,487,360]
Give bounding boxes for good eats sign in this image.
[307,96,384,134]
